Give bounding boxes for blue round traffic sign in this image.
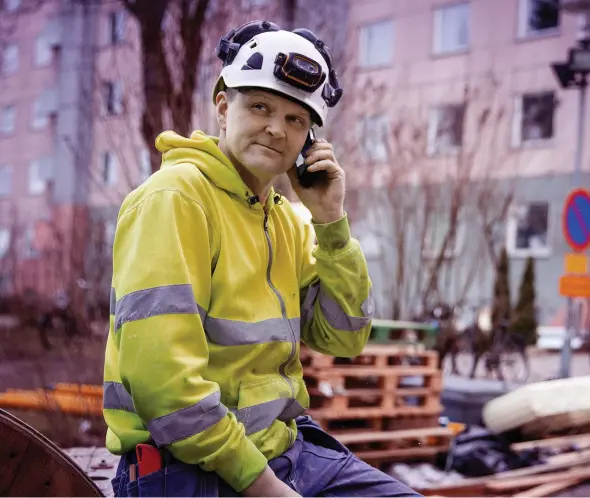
[563,189,590,252]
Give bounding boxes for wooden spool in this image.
[0,408,104,497]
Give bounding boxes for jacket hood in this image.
[155,130,276,209]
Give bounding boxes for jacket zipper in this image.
[263,210,297,445]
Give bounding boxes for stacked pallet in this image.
[301,343,453,467]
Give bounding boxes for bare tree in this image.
[345,73,517,320]
[120,0,211,172]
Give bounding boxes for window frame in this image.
[427,102,466,156]
[358,19,395,69]
[511,90,556,148]
[517,0,561,39]
[506,201,552,259]
[432,2,471,55]
[2,43,19,75]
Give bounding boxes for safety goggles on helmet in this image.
[213,20,343,126]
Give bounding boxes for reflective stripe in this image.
[103,381,135,412]
[361,289,375,317]
[205,316,301,346]
[302,283,372,331]
[278,399,306,423]
[300,282,320,327]
[147,391,228,446]
[114,284,205,331]
[110,288,116,315]
[230,398,305,436]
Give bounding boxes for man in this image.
[104,20,419,497]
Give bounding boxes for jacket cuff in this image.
[214,436,268,492]
[313,213,352,256]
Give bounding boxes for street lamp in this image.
[551,0,590,378]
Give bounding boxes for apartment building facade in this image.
[0,0,276,306]
[0,0,588,327]
[346,0,590,326]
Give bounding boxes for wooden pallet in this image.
[306,385,442,416]
[304,365,442,417]
[310,412,443,434]
[334,427,453,468]
[304,366,442,390]
[300,344,438,371]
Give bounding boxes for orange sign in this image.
[564,253,588,274]
[559,274,590,298]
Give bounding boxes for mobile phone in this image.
[295,128,328,188]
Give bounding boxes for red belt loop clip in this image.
[136,443,163,477]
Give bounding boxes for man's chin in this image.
[243,156,287,178]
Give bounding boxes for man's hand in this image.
[242,466,301,497]
[287,138,345,225]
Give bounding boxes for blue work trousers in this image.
[111,415,421,497]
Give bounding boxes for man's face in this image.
[217,89,312,182]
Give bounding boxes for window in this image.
[1,0,20,12]
[32,96,49,130]
[0,164,12,196]
[433,3,470,54]
[30,89,58,130]
[427,103,465,155]
[506,202,551,258]
[102,151,117,186]
[518,0,560,38]
[0,228,10,258]
[512,91,555,146]
[35,20,60,66]
[140,148,151,182]
[359,20,394,68]
[108,11,126,45]
[28,160,47,195]
[357,114,390,162]
[1,105,15,134]
[103,81,124,115]
[2,44,19,75]
[22,225,38,259]
[35,34,54,67]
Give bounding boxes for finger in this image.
[305,148,334,165]
[308,141,332,152]
[306,159,342,175]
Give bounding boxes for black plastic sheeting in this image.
[441,426,545,477]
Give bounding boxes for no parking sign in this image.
[560,188,590,298]
[563,188,590,252]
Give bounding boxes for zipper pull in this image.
[263,213,269,231]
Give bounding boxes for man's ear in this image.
[215,91,229,131]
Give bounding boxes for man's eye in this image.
[252,103,267,112]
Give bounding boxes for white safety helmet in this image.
[213,20,343,126]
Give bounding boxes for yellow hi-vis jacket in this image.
[102,130,375,492]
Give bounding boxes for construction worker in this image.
[104,20,419,497]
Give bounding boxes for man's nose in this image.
[265,117,286,139]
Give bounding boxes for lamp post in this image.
[551,0,590,378]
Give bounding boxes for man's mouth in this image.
[256,143,282,154]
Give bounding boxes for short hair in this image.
[225,87,240,101]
